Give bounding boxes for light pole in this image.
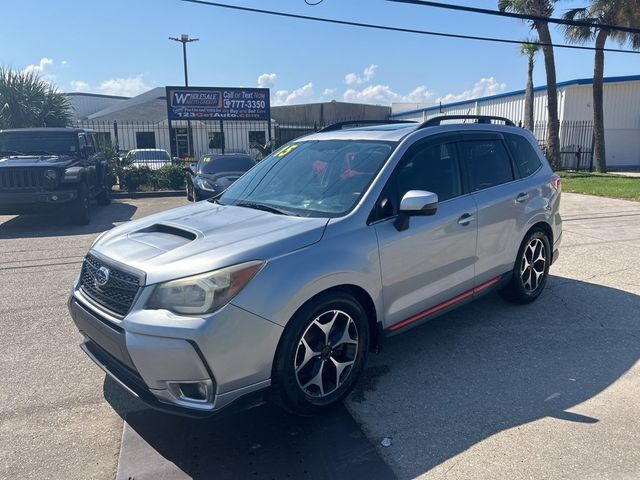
[169,34,199,159]
[169,33,199,86]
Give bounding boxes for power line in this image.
[388,0,640,36]
[181,0,640,54]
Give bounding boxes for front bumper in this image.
[0,189,77,214]
[68,293,282,417]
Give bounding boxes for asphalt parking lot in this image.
[1,192,639,480]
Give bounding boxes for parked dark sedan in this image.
[185,153,256,201]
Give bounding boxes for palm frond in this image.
[562,7,595,44]
[0,66,71,129]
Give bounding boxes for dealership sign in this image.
[165,86,270,121]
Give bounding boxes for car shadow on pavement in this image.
[346,275,640,479]
[104,379,395,480]
[0,201,137,239]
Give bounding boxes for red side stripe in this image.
[388,275,502,332]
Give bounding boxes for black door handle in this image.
[458,213,475,225]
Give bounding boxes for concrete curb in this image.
[111,190,185,199]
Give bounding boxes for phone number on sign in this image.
[223,99,267,109]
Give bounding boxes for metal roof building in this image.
[391,75,640,170]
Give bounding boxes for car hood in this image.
[92,201,329,285]
[0,155,74,167]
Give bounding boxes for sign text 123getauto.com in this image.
[165,86,270,121]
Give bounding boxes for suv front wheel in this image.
[70,182,91,225]
[96,180,112,206]
[271,293,369,415]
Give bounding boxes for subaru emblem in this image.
[95,266,110,287]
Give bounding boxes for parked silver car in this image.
[68,116,562,416]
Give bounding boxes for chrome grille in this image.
[79,254,141,317]
[0,168,46,190]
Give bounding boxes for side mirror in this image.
[394,190,438,231]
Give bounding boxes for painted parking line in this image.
[116,403,396,480]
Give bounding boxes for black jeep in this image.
[0,128,111,225]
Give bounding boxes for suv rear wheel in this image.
[500,228,550,304]
[271,293,369,415]
[70,182,91,225]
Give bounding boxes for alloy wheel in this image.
[294,310,359,398]
[520,238,546,293]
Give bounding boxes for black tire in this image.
[96,182,112,206]
[271,293,370,415]
[71,182,91,225]
[499,228,551,304]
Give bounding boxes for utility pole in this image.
[169,34,199,86]
[169,34,199,159]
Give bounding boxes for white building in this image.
[67,87,272,160]
[391,75,640,170]
[66,92,129,121]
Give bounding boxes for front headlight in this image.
[195,177,218,191]
[147,260,265,315]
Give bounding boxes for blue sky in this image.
[2,0,638,106]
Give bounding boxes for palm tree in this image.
[520,38,541,132]
[250,139,277,161]
[499,0,561,167]
[563,1,640,173]
[0,67,71,129]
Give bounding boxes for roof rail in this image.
[418,115,516,129]
[318,119,418,133]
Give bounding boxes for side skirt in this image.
[385,274,509,336]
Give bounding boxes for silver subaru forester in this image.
[68,116,562,416]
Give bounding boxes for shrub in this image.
[152,164,186,190]
[120,166,153,192]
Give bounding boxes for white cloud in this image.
[98,74,150,97]
[437,77,507,104]
[344,84,433,105]
[23,57,53,75]
[70,80,90,92]
[345,64,378,86]
[403,85,434,103]
[272,82,314,106]
[61,60,68,66]
[257,72,277,88]
[322,88,337,97]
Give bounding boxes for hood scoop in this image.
[126,223,198,252]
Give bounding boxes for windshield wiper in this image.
[28,150,59,156]
[0,150,27,156]
[236,201,295,216]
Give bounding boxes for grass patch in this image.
[558,171,640,201]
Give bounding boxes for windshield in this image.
[219,140,394,218]
[199,155,256,175]
[127,150,170,161]
[0,132,80,156]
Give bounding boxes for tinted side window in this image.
[396,142,462,203]
[504,133,543,178]
[458,140,514,192]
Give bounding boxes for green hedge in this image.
[119,164,185,192]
